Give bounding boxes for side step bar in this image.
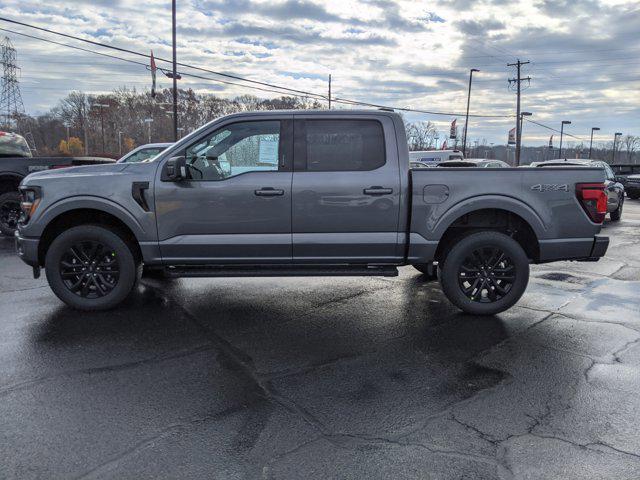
[163,265,399,278]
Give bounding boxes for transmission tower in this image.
[0,36,36,152]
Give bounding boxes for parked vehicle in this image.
[0,132,114,236]
[610,164,640,187]
[531,159,625,221]
[410,161,436,169]
[409,150,464,167]
[16,110,609,315]
[625,175,640,199]
[438,159,510,168]
[117,143,171,163]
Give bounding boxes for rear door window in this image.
[300,120,385,171]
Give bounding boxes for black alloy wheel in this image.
[0,192,21,236]
[458,247,516,303]
[59,241,120,298]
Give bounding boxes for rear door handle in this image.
[255,187,285,197]
[363,186,393,195]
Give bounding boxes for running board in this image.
[164,265,399,278]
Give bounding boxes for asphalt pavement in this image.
[1,201,640,479]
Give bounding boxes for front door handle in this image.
[255,187,285,197]
[363,186,393,195]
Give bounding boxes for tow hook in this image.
[33,266,41,279]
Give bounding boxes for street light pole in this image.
[462,68,479,157]
[612,132,622,163]
[588,127,600,159]
[92,103,109,154]
[144,118,153,143]
[559,120,571,159]
[519,112,532,164]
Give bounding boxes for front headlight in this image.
[19,186,41,223]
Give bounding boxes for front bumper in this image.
[14,229,40,267]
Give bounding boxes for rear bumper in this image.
[14,230,40,267]
[538,235,609,263]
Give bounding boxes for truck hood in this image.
[24,163,129,182]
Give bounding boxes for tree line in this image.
[5,86,639,164]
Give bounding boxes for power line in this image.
[523,118,586,141]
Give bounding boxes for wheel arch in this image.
[37,204,144,266]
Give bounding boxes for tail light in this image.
[576,183,607,223]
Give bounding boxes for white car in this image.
[117,143,172,163]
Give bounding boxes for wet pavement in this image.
[1,201,640,479]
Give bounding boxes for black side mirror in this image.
[161,156,187,182]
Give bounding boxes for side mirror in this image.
[161,156,188,182]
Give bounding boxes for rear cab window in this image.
[296,119,385,171]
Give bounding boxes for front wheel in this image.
[0,191,21,236]
[439,231,530,315]
[45,225,138,311]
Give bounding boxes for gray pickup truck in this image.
[15,110,609,315]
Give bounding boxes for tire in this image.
[439,231,530,315]
[628,193,639,200]
[45,225,138,311]
[610,198,623,221]
[412,263,438,281]
[0,191,21,237]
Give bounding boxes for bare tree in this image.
[405,121,439,151]
[622,135,639,163]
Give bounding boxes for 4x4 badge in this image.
[531,183,568,192]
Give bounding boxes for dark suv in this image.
[531,159,625,221]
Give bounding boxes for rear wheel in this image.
[439,231,529,315]
[45,225,138,310]
[0,191,21,236]
[610,198,623,221]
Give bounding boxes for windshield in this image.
[0,132,32,158]
[120,146,168,163]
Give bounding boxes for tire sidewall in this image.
[440,231,530,315]
[45,225,137,310]
[0,191,21,236]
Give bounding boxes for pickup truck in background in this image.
[0,131,114,236]
[15,110,609,315]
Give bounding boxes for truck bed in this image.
[407,166,608,264]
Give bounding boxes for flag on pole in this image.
[508,128,516,145]
[441,139,448,150]
[449,119,457,139]
[150,50,157,98]
[548,135,554,149]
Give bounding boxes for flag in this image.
[508,127,516,145]
[441,139,448,150]
[548,135,554,149]
[150,50,157,98]
[449,119,457,139]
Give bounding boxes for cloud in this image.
[1,0,638,144]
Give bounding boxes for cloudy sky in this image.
[1,0,639,146]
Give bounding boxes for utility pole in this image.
[559,120,571,158]
[171,0,178,141]
[328,74,332,109]
[462,68,479,157]
[507,59,530,166]
[588,127,600,159]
